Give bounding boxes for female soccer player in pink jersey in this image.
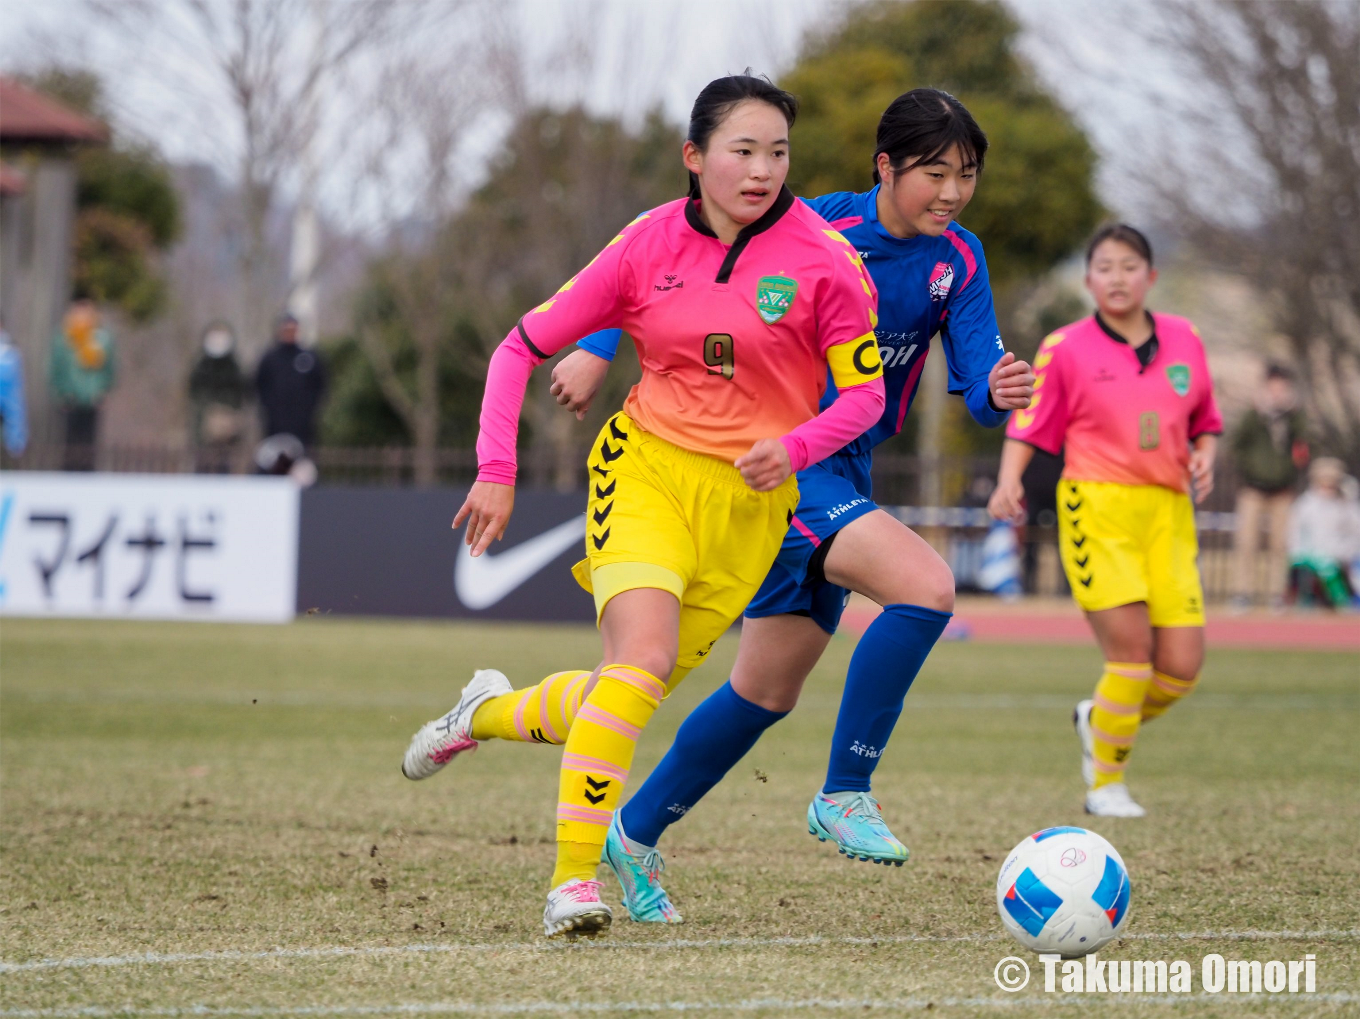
[403,75,885,938]
[989,224,1222,818]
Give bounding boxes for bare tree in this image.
[350,23,485,486]
[1149,1,1360,464]
[88,0,409,357]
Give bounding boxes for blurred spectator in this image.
[1230,363,1309,611]
[255,312,326,450]
[1287,457,1360,610]
[0,318,28,459]
[188,321,250,473]
[50,299,115,471]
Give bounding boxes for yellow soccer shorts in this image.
[1057,479,1205,627]
[571,411,799,684]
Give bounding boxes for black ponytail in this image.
[873,88,988,185]
[687,72,798,199]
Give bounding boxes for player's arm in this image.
[939,241,1031,425]
[549,330,619,420]
[457,221,642,554]
[1186,344,1223,504]
[989,439,1036,524]
[1189,433,1218,504]
[989,333,1069,523]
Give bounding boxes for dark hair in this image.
[1265,362,1296,382]
[686,72,798,200]
[873,88,988,185]
[1085,223,1154,266]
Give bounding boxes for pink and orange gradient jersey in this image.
[1007,313,1222,493]
[476,188,884,484]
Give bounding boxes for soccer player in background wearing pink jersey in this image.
[989,224,1222,818]
[400,75,886,938]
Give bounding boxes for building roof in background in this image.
[0,76,109,145]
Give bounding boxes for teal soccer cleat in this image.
[808,791,910,866]
[602,812,683,923]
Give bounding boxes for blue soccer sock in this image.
[823,603,951,794]
[620,680,788,847]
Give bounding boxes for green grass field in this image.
[2,617,1358,1017]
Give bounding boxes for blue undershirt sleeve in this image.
[576,328,622,362]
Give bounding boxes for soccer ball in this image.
[995,826,1131,958]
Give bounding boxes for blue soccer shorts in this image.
[744,451,879,635]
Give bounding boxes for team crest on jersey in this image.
[1165,362,1191,397]
[756,275,798,324]
[928,261,954,301]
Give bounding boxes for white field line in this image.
[6,689,1357,712]
[3,930,1356,975]
[3,995,1360,1017]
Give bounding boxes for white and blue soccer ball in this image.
[995,826,1131,958]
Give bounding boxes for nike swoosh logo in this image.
[453,515,586,610]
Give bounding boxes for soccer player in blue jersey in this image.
[548,88,1033,922]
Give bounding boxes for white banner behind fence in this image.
[0,473,298,623]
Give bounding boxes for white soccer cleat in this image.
[1074,698,1096,788]
[543,878,613,939]
[401,669,512,780]
[1085,782,1146,818]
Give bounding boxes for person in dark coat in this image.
[1230,363,1309,610]
[255,312,327,448]
[189,321,250,472]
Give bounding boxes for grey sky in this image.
[0,0,1189,222]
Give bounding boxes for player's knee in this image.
[1153,654,1201,683]
[609,651,674,685]
[875,547,954,612]
[890,557,954,613]
[921,562,956,613]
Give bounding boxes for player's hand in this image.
[1189,446,1215,504]
[453,481,515,556]
[988,475,1027,525]
[989,351,1035,410]
[735,438,792,492]
[550,349,611,421]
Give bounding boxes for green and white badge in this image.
[1165,363,1191,397]
[756,276,798,324]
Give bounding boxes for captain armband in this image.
[826,332,884,388]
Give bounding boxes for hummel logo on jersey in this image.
[1094,368,1117,383]
[928,261,955,301]
[654,274,684,291]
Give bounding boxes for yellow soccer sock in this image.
[1142,669,1198,720]
[470,670,590,743]
[552,840,604,887]
[1090,661,1153,789]
[550,663,665,887]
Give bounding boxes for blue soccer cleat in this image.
[807,791,910,866]
[602,812,683,923]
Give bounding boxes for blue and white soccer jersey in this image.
[577,186,1011,636]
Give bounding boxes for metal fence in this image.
[4,442,1253,603]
